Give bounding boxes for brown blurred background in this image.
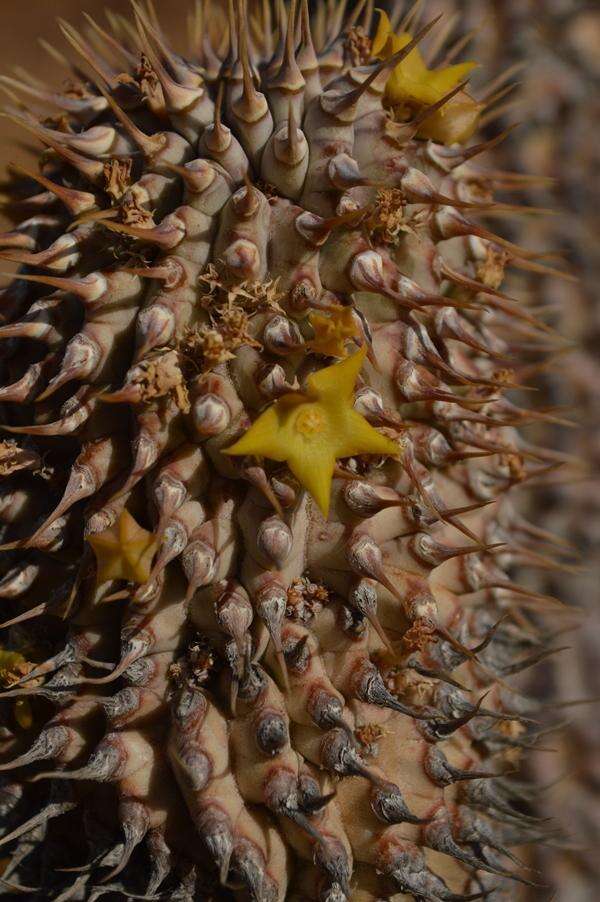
[0,0,190,181]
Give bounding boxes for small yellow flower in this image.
[307,307,361,358]
[373,11,481,144]
[0,649,25,681]
[14,698,33,730]
[87,509,158,585]
[224,347,399,517]
[0,648,35,730]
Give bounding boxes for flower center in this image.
[294,406,326,437]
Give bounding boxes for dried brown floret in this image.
[169,637,217,690]
[286,577,330,621]
[124,348,190,412]
[365,187,425,245]
[344,26,373,67]
[180,326,236,371]
[384,666,436,708]
[136,52,162,106]
[198,264,284,313]
[355,722,386,758]
[41,113,73,133]
[475,245,509,289]
[119,190,156,227]
[399,619,438,654]
[0,440,41,478]
[103,158,133,202]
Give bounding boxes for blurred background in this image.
[0,0,598,898]
[0,0,189,176]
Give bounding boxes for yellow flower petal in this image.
[372,9,480,144]
[14,698,33,730]
[306,344,367,401]
[417,91,483,145]
[223,402,294,460]
[429,61,478,94]
[336,409,399,460]
[307,307,360,358]
[288,448,337,518]
[225,347,399,518]
[0,649,28,683]
[0,648,37,728]
[88,509,158,585]
[372,9,394,56]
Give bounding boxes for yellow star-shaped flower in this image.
[373,11,481,145]
[224,347,398,517]
[0,647,34,729]
[307,307,361,358]
[87,509,158,585]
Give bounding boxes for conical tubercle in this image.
[94,81,166,159]
[3,269,108,303]
[0,227,90,274]
[254,578,289,690]
[267,0,306,124]
[133,7,204,113]
[24,438,116,545]
[101,798,150,883]
[230,0,273,166]
[0,725,71,772]
[30,732,134,783]
[102,202,187,248]
[35,332,102,401]
[8,161,97,216]
[0,796,77,849]
[80,638,150,687]
[275,99,308,166]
